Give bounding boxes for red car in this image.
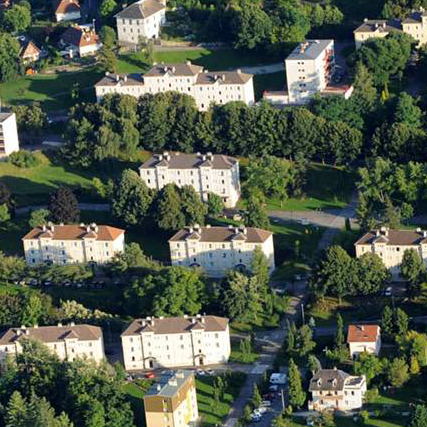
[145,372,155,379]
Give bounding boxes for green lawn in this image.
[123,381,153,427]
[254,71,286,100]
[0,67,103,111]
[229,339,259,364]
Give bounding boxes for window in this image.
[222,253,226,258]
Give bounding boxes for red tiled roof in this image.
[347,325,380,343]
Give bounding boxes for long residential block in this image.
[0,112,19,157]
[94,62,255,110]
[22,223,125,265]
[0,323,105,363]
[139,152,240,208]
[121,315,230,370]
[169,225,275,277]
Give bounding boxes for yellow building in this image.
[144,370,198,427]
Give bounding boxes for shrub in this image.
[8,150,40,168]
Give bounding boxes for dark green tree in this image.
[288,358,305,408]
[410,405,427,427]
[0,32,22,82]
[153,183,185,231]
[48,187,80,224]
[244,195,270,229]
[99,26,117,49]
[353,353,383,383]
[400,248,425,295]
[1,4,31,33]
[335,313,345,348]
[207,193,225,218]
[395,308,409,337]
[387,357,409,387]
[252,383,262,408]
[381,305,394,339]
[357,253,390,295]
[180,185,207,226]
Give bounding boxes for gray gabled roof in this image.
[286,39,333,60]
[145,370,193,398]
[309,369,349,391]
[115,0,164,19]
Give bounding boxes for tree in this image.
[12,105,47,135]
[99,26,117,49]
[410,355,420,375]
[397,330,427,367]
[0,252,26,281]
[250,246,270,294]
[393,92,423,128]
[387,357,409,387]
[29,209,50,229]
[153,184,185,231]
[410,405,427,427]
[288,358,305,408]
[98,47,117,73]
[286,320,295,353]
[48,187,80,224]
[294,324,315,357]
[179,185,207,226]
[0,32,22,82]
[381,305,394,339]
[99,0,116,18]
[1,4,31,33]
[0,181,12,208]
[352,62,377,113]
[353,353,383,383]
[207,193,225,218]
[400,249,425,295]
[252,383,262,408]
[307,354,321,374]
[0,203,10,225]
[335,313,345,348]
[111,169,152,226]
[395,308,409,337]
[244,195,269,229]
[356,253,389,295]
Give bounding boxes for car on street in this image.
[269,385,279,392]
[250,413,262,422]
[206,368,215,376]
[254,407,267,415]
[145,372,155,379]
[261,400,271,407]
[196,369,205,376]
[384,286,392,296]
[300,218,309,225]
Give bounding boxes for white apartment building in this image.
[139,152,240,208]
[22,223,125,265]
[355,227,427,279]
[53,0,81,21]
[144,370,198,427]
[308,368,367,411]
[115,0,166,44]
[0,112,20,157]
[168,225,275,278]
[347,324,381,359]
[121,315,230,371]
[0,323,104,363]
[94,62,255,111]
[354,9,427,49]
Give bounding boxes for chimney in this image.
[25,329,30,335]
[333,366,337,370]
[70,322,75,327]
[116,74,120,82]
[186,60,191,65]
[383,22,386,28]
[202,155,206,161]
[364,17,368,22]
[21,325,26,330]
[207,152,213,160]
[42,224,46,231]
[33,324,38,328]
[192,318,197,324]
[423,231,427,238]
[159,316,164,319]
[234,227,239,234]
[184,314,188,318]
[243,227,247,235]
[417,227,422,232]
[58,322,62,327]
[206,224,211,228]
[188,226,193,233]
[237,69,241,74]
[141,320,146,327]
[201,317,205,324]
[197,314,201,319]
[375,229,380,236]
[172,66,176,73]
[168,378,177,386]
[60,222,64,226]
[228,225,233,229]
[86,226,90,233]
[157,384,161,391]
[124,75,127,82]
[176,371,184,378]
[105,71,110,76]
[80,223,85,227]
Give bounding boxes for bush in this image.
[8,150,40,168]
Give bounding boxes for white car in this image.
[384,286,392,296]
[254,407,267,415]
[300,218,309,225]
[261,400,271,407]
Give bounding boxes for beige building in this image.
[0,323,104,363]
[355,227,427,279]
[347,324,381,359]
[308,368,367,411]
[144,370,198,427]
[354,9,427,49]
[60,25,102,57]
[94,62,255,111]
[121,315,230,371]
[139,152,240,208]
[0,112,20,157]
[169,225,275,278]
[22,223,125,266]
[115,0,166,45]
[52,0,81,21]
[20,40,41,63]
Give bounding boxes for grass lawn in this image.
[229,339,259,364]
[0,67,102,111]
[271,260,311,282]
[123,381,154,427]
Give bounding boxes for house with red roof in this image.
[53,0,81,22]
[347,324,381,359]
[60,25,102,57]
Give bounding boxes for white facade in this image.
[115,0,166,44]
[139,152,240,208]
[285,39,335,104]
[347,325,381,359]
[169,225,275,278]
[94,63,255,111]
[0,112,19,157]
[309,369,367,411]
[0,324,104,364]
[22,223,125,266]
[355,227,427,279]
[121,315,231,371]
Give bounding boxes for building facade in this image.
[60,25,102,57]
[22,223,125,265]
[139,152,240,208]
[354,9,427,49]
[168,225,275,278]
[0,112,19,157]
[284,39,335,104]
[20,41,41,63]
[121,315,230,371]
[347,325,381,359]
[53,0,81,21]
[144,370,198,427]
[0,323,104,363]
[308,369,367,411]
[355,227,427,279]
[115,0,166,44]
[94,62,255,111]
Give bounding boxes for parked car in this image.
[300,218,309,225]
[384,286,392,296]
[269,385,279,392]
[196,369,205,376]
[261,400,272,407]
[206,369,215,376]
[254,407,267,415]
[145,372,155,379]
[251,413,262,422]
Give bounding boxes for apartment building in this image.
[144,370,198,427]
[94,62,255,110]
[139,152,240,208]
[308,368,367,411]
[168,225,275,278]
[355,227,427,279]
[354,8,427,49]
[347,324,381,359]
[121,315,230,371]
[22,222,125,265]
[0,323,104,363]
[60,25,102,57]
[0,112,19,157]
[115,0,166,44]
[52,0,81,21]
